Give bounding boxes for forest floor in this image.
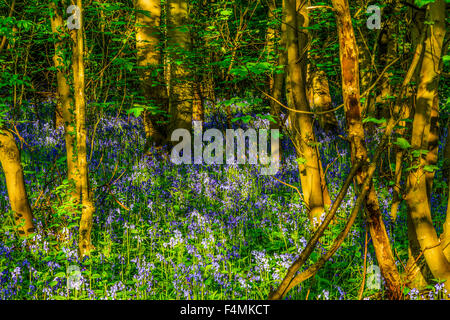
[0,103,448,300]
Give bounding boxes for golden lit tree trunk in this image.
[0,129,35,236]
[331,0,402,298]
[167,0,193,133]
[50,1,80,205]
[70,0,95,257]
[308,69,338,132]
[284,0,326,226]
[356,16,373,117]
[192,81,203,122]
[405,0,450,290]
[136,0,167,149]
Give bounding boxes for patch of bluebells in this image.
[1,102,447,300]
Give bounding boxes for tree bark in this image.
[167,0,193,134]
[50,1,80,206]
[331,0,402,298]
[136,0,168,149]
[284,0,327,226]
[70,0,95,257]
[0,129,35,236]
[267,0,283,132]
[308,69,338,132]
[405,0,450,290]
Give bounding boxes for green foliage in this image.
[393,137,411,150]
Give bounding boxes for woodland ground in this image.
[0,101,448,300]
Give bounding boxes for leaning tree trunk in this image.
[331,0,402,299]
[0,129,35,236]
[70,0,95,257]
[405,0,450,291]
[136,0,167,150]
[284,0,327,226]
[50,1,80,206]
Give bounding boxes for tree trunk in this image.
[376,0,398,120]
[267,0,283,132]
[284,0,326,226]
[405,0,450,290]
[308,69,338,132]
[0,129,35,236]
[443,123,450,259]
[331,0,402,299]
[70,0,95,257]
[136,0,167,149]
[50,1,80,206]
[167,0,193,134]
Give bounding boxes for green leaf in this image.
[295,157,307,165]
[54,272,66,278]
[423,165,439,173]
[414,0,436,7]
[411,149,429,157]
[126,106,145,117]
[363,117,386,124]
[443,55,450,65]
[393,137,411,150]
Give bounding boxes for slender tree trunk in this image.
[402,2,429,288]
[284,0,326,226]
[50,1,80,206]
[405,0,450,290]
[136,0,167,149]
[356,9,374,117]
[0,129,35,236]
[443,122,450,259]
[70,0,95,257]
[192,80,203,121]
[376,0,398,120]
[167,0,193,134]
[267,0,283,132]
[331,0,402,298]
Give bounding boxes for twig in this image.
[269,160,364,299]
[358,228,369,300]
[272,176,309,211]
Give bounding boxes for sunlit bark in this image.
[284,0,327,226]
[167,0,193,133]
[405,0,450,290]
[136,0,167,149]
[331,0,402,298]
[70,0,95,256]
[49,1,80,205]
[0,129,35,236]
